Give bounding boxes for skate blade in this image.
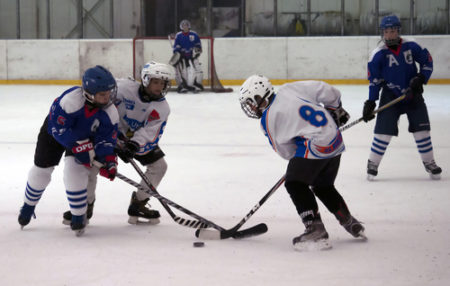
[74,229,85,237]
[293,239,332,252]
[356,230,368,241]
[128,216,160,225]
[63,218,90,226]
[429,173,441,180]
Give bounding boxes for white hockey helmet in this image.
[180,19,191,30]
[140,61,175,99]
[239,75,274,119]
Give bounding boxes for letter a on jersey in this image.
[387,54,399,67]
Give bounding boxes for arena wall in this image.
[0,36,449,85]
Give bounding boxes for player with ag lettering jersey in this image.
[362,15,441,180]
[239,76,366,251]
[18,65,119,236]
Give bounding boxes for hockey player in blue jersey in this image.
[18,65,119,236]
[171,19,204,93]
[239,75,365,251]
[61,61,175,226]
[362,15,442,180]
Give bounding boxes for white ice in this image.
[0,84,449,286]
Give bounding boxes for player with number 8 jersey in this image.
[239,76,365,251]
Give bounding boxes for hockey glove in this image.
[169,52,181,66]
[99,155,118,181]
[362,100,376,122]
[326,104,350,127]
[116,140,140,163]
[193,47,202,59]
[71,140,94,167]
[406,74,425,101]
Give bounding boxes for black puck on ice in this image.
[193,241,205,248]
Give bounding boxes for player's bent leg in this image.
[128,156,166,225]
[312,185,366,239]
[367,134,392,180]
[62,166,98,225]
[285,181,331,251]
[19,165,55,228]
[64,156,89,236]
[412,130,442,179]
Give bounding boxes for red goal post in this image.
[132,36,232,92]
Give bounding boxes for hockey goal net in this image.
[132,36,233,93]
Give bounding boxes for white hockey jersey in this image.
[260,81,345,160]
[114,78,170,155]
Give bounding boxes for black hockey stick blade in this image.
[195,223,268,240]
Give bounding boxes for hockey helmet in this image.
[179,19,191,31]
[239,75,274,119]
[380,15,401,46]
[140,61,175,100]
[82,65,117,107]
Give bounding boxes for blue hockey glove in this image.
[71,140,94,167]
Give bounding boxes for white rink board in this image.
[0,36,449,81]
[6,40,80,80]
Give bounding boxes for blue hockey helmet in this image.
[82,65,117,106]
[380,15,401,30]
[380,15,401,46]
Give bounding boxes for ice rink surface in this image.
[0,84,449,286]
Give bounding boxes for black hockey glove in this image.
[116,140,139,163]
[362,100,376,122]
[409,74,425,95]
[406,74,425,102]
[326,104,350,127]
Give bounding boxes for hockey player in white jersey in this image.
[239,75,365,251]
[62,61,175,225]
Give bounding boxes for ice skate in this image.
[71,214,87,237]
[293,220,332,251]
[18,203,36,229]
[340,216,367,240]
[193,82,204,92]
[423,160,442,180]
[128,192,160,225]
[62,201,94,225]
[177,84,189,93]
[367,160,378,181]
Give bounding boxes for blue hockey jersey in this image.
[173,31,201,59]
[47,86,119,160]
[368,38,433,101]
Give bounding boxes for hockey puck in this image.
[193,241,205,248]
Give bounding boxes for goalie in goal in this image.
[169,19,204,93]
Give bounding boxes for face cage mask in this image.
[240,91,271,119]
[381,27,401,47]
[83,86,117,108]
[141,80,171,102]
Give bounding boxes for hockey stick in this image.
[117,168,208,229]
[339,94,406,132]
[124,159,268,239]
[196,175,286,240]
